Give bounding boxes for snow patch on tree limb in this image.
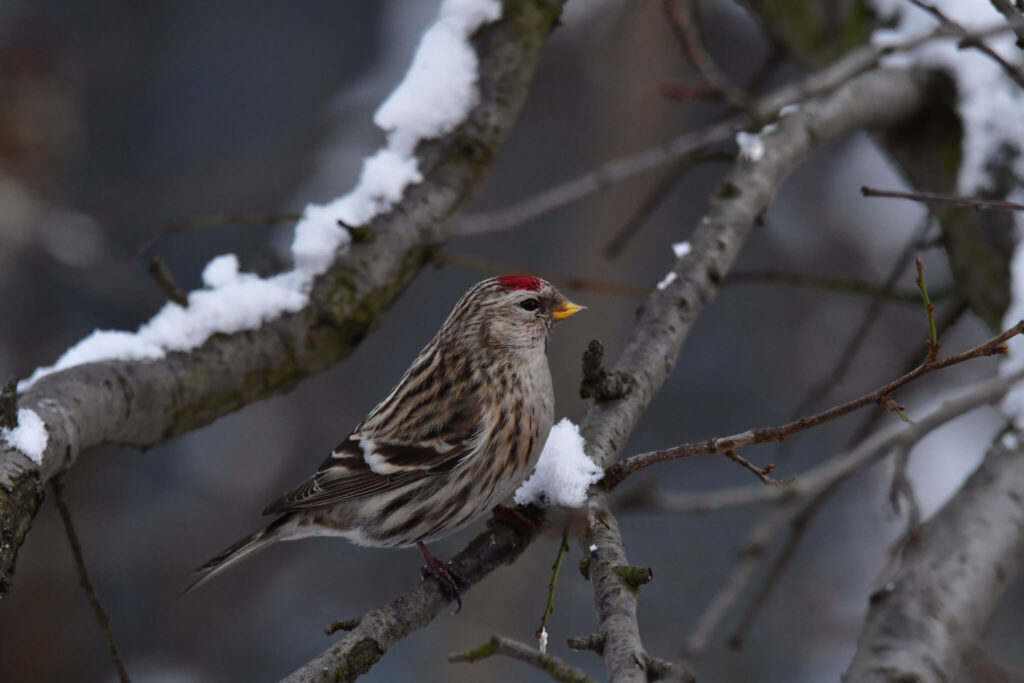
[20,0,504,390]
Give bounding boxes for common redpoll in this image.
[187,275,583,599]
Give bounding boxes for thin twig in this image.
[147,257,189,307]
[536,533,570,640]
[776,213,936,460]
[604,321,1024,488]
[662,0,753,109]
[602,150,732,259]
[682,503,794,660]
[678,368,1024,660]
[844,299,969,447]
[862,185,1024,212]
[0,378,17,431]
[449,635,595,683]
[454,22,1015,238]
[906,0,1024,87]
[132,212,301,257]
[988,0,1024,47]
[51,477,131,683]
[914,258,940,362]
[726,267,949,302]
[726,492,828,650]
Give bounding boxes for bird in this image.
[186,275,584,603]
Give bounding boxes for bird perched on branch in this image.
[187,275,583,604]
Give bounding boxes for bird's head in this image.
[445,275,584,352]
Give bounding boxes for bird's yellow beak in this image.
[550,299,585,321]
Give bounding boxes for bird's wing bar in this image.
[262,408,484,514]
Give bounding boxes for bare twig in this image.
[602,150,732,259]
[726,267,949,302]
[536,533,570,640]
[0,378,17,431]
[455,22,1016,237]
[662,0,753,109]
[844,299,969,447]
[726,492,829,651]
[682,503,793,660]
[777,213,937,459]
[147,256,189,307]
[862,185,1024,211]
[603,321,1024,489]
[914,258,940,362]
[678,369,1024,660]
[906,0,1024,87]
[133,212,300,257]
[449,635,595,683]
[52,477,131,683]
[989,0,1024,47]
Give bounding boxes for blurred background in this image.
[0,1,1018,681]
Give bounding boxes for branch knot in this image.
[580,340,631,401]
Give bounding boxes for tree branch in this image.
[449,634,595,683]
[844,425,1024,682]
[286,46,937,683]
[0,0,566,594]
[604,321,1023,489]
[574,65,937,681]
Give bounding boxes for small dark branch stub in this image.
[580,339,631,400]
[1,378,18,430]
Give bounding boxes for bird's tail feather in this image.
[182,518,289,594]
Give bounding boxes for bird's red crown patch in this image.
[495,275,542,291]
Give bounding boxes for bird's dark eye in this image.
[520,298,539,311]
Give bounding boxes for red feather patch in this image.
[495,275,542,291]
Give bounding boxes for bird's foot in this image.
[417,541,465,613]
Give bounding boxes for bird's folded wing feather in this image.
[263,399,484,514]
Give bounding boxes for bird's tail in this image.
[182,517,292,594]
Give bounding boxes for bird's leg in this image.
[417,541,465,613]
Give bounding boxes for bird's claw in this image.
[417,541,466,613]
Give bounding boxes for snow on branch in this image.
[514,419,602,508]
[22,0,504,390]
[0,0,564,594]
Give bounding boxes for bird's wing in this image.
[262,400,484,514]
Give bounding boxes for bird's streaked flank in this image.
[186,275,583,604]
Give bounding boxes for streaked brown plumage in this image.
[186,275,583,593]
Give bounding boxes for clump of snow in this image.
[18,0,504,391]
[869,0,1024,193]
[201,253,240,288]
[1001,431,1020,450]
[1,409,49,465]
[515,419,603,508]
[864,1,1024,424]
[538,627,549,655]
[656,271,678,291]
[588,543,598,552]
[672,241,691,258]
[376,0,502,154]
[736,131,765,162]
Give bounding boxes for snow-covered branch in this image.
[0,0,563,593]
